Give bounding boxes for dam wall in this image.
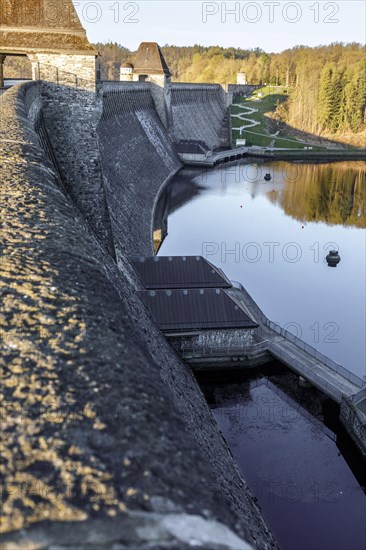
[0,82,277,549]
[40,82,115,256]
[97,82,182,260]
[170,83,232,149]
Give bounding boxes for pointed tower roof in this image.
[0,0,96,55]
[133,42,171,76]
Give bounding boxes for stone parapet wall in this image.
[29,53,97,91]
[0,82,277,549]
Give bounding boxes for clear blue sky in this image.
[73,1,366,52]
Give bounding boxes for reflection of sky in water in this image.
[212,381,366,550]
[158,162,366,378]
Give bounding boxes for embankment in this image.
[0,82,277,549]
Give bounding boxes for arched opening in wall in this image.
[2,54,32,87]
[138,74,149,82]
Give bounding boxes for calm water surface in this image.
[202,370,366,550]
[157,161,366,378]
[156,161,366,550]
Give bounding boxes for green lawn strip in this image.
[231,86,331,150]
[232,127,328,150]
[230,88,285,145]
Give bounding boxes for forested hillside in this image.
[268,43,366,145]
[93,41,365,144]
[93,42,263,82]
[3,41,365,145]
[268,162,366,227]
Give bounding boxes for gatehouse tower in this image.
[120,42,172,128]
[0,0,98,90]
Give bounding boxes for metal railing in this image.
[34,62,95,91]
[231,280,365,391]
[349,387,366,405]
[267,341,344,402]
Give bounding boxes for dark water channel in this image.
[199,364,366,550]
[155,161,366,549]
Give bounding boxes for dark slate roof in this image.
[0,0,96,54]
[131,256,232,289]
[173,140,210,154]
[132,42,171,76]
[139,289,258,332]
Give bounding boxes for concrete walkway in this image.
[230,284,364,403]
[231,103,260,134]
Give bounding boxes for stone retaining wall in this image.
[0,82,277,549]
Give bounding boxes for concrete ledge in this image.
[0,512,253,550]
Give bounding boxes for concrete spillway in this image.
[170,83,231,149]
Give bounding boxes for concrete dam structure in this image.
[170,83,232,150]
[0,78,278,548]
[4,3,363,548]
[97,82,181,260]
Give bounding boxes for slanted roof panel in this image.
[131,256,232,289]
[133,42,171,76]
[0,0,96,54]
[139,289,258,332]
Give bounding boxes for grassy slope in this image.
[231,86,327,150]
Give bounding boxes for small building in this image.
[237,72,247,85]
[133,256,258,353]
[131,42,171,85]
[0,0,98,91]
[173,140,213,162]
[120,62,134,82]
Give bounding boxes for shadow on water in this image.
[197,363,366,550]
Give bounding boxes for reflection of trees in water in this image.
[269,163,366,228]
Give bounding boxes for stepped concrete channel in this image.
[0,81,278,549]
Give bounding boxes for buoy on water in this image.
[326,250,341,267]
